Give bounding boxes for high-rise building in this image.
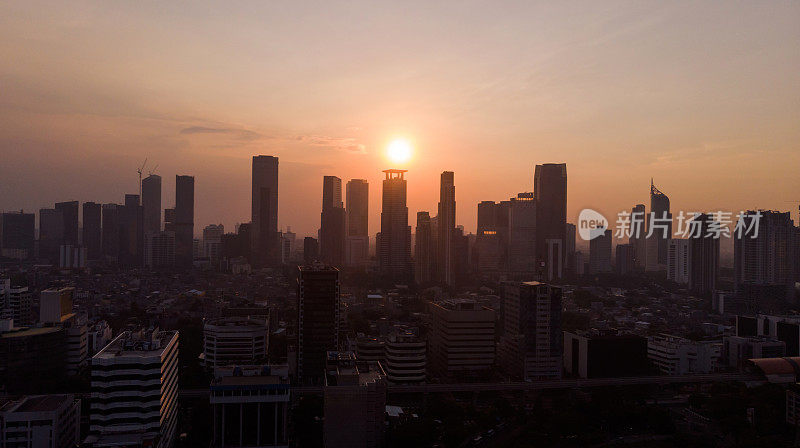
[499,281,562,380]
[534,163,567,280]
[384,329,426,385]
[667,239,691,284]
[296,264,340,385]
[210,364,290,447]
[429,299,495,379]
[144,230,176,269]
[101,203,119,261]
[565,222,576,275]
[141,174,162,235]
[252,155,279,266]
[119,194,143,267]
[615,243,636,275]
[320,176,346,267]
[377,170,411,282]
[40,287,87,376]
[346,179,369,267]
[82,202,102,260]
[1,279,33,327]
[85,330,179,448]
[303,236,319,264]
[474,201,505,276]
[174,175,195,268]
[589,229,612,274]
[689,213,720,297]
[203,224,224,262]
[437,171,456,286]
[38,208,63,263]
[414,211,433,284]
[630,203,647,269]
[54,201,79,247]
[203,316,269,368]
[0,211,35,260]
[507,193,536,275]
[646,180,672,271]
[734,210,798,290]
[0,394,81,448]
[0,325,66,394]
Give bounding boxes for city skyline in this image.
[1,2,799,238]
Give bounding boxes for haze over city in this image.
[1,1,799,238]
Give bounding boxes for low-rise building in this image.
[647,334,721,375]
[0,394,80,448]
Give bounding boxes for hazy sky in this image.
[1,1,798,239]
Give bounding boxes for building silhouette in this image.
[507,193,536,276]
[589,229,612,274]
[101,204,119,261]
[534,163,567,280]
[320,176,346,267]
[630,203,647,269]
[141,174,162,235]
[345,179,369,267]
[0,211,35,260]
[82,202,102,260]
[296,264,340,385]
[647,180,672,271]
[689,213,720,298]
[174,175,194,268]
[54,201,79,247]
[252,155,279,266]
[38,208,63,263]
[414,211,433,284]
[377,170,411,282]
[437,171,456,286]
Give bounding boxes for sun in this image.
[386,139,413,164]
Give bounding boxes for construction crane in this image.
[148,164,159,176]
[137,158,148,198]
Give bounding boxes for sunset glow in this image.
[386,139,413,165]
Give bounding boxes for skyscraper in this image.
[689,213,720,298]
[734,210,798,289]
[429,299,496,379]
[346,179,369,267]
[101,203,119,261]
[82,202,102,260]
[647,180,672,271]
[534,163,567,280]
[320,176,346,267]
[474,201,504,277]
[414,211,433,284]
[589,229,612,274]
[296,264,340,385]
[119,194,143,267]
[507,193,536,275]
[630,203,647,270]
[437,171,456,286]
[55,201,79,246]
[377,170,411,282]
[303,236,319,264]
[252,155,279,266]
[667,238,691,284]
[0,211,35,260]
[141,174,162,235]
[38,208,63,263]
[175,175,194,268]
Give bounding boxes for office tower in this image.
[210,365,290,447]
[563,330,649,378]
[345,179,369,266]
[507,192,536,275]
[0,394,81,448]
[54,201,79,246]
[646,180,672,271]
[101,203,119,261]
[0,325,66,394]
[474,202,503,278]
[203,224,224,261]
[252,155,279,266]
[320,176,346,267]
[144,230,175,269]
[452,226,470,284]
[323,352,387,448]
[499,281,562,380]
[615,243,635,275]
[384,329,426,384]
[0,211,35,260]
[174,175,195,268]
[689,213,720,297]
[414,211,433,284]
[534,163,567,280]
[203,316,269,368]
[303,236,319,264]
[589,229,612,274]
[377,170,411,282]
[119,194,143,267]
[437,171,456,286]
[141,174,162,235]
[86,330,179,448]
[1,279,33,326]
[296,264,340,385]
[734,210,798,288]
[630,203,647,269]
[38,208,63,263]
[429,299,495,379]
[667,239,691,284]
[82,202,102,260]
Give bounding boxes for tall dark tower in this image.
[378,170,411,282]
[141,174,162,235]
[82,202,102,260]
[345,179,369,267]
[252,156,279,266]
[414,211,433,284]
[55,201,79,246]
[647,179,672,271]
[296,264,340,385]
[689,213,719,298]
[437,171,456,286]
[534,163,567,281]
[175,175,194,268]
[319,176,346,267]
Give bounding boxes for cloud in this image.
[296,135,366,154]
[180,126,263,141]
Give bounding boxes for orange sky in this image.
[1,1,798,240]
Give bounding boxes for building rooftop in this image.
[93,330,177,359]
[0,326,63,339]
[4,395,74,414]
